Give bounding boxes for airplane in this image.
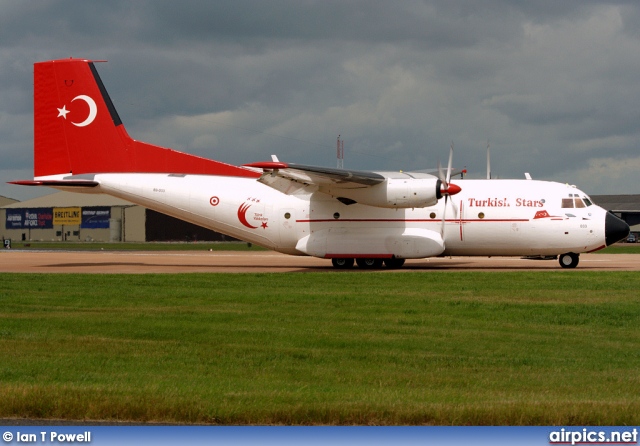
[11,58,630,269]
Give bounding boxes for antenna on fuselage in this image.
[486,139,491,179]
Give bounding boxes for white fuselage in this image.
[80,173,609,259]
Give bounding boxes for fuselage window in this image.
[562,198,574,208]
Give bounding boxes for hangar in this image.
[1,191,233,243]
[0,195,18,207]
[591,194,640,240]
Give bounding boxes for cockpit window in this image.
[563,195,592,208]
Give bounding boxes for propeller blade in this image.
[450,197,458,217]
[446,142,454,185]
[441,195,448,237]
[440,142,459,239]
[437,160,447,188]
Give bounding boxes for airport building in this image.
[1,191,233,244]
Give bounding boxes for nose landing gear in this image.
[559,252,579,269]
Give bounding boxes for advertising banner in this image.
[53,207,81,225]
[81,207,111,229]
[5,208,53,229]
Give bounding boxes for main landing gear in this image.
[331,257,405,269]
[331,258,355,269]
[558,252,579,269]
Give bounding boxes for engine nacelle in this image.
[321,177,443,209]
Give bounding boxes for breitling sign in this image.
[53,207,81,225]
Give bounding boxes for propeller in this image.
[437,142,461,237]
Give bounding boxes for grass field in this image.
[593,244,640,254]
[0,272,638,425]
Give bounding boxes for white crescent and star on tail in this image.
[56,95,97,127]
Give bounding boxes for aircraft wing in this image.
[243,161,386,190]
[244,160,458,209]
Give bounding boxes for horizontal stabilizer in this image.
[9,179,99,187]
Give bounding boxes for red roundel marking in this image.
[210,196,219,206]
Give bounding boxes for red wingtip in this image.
[243,161,289,169]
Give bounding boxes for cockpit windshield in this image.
[561,194,592,208]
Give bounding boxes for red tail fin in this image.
[34,58,258,179]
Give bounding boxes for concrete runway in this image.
[0,250,638,273]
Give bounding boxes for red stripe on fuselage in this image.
[295,218,529,223]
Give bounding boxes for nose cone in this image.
[605,212,630,246]
[443,183,462,196]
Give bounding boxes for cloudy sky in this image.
[1,0,640,201]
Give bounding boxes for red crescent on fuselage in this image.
[237,203,259,229]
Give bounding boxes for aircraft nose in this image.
[605,212,629,246]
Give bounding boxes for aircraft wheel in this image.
[384,258,405,269]
[559,252,579,269]
[331,258,354,269]
[356,258,383,269]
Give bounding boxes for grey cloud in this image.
[1,0,640,200]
